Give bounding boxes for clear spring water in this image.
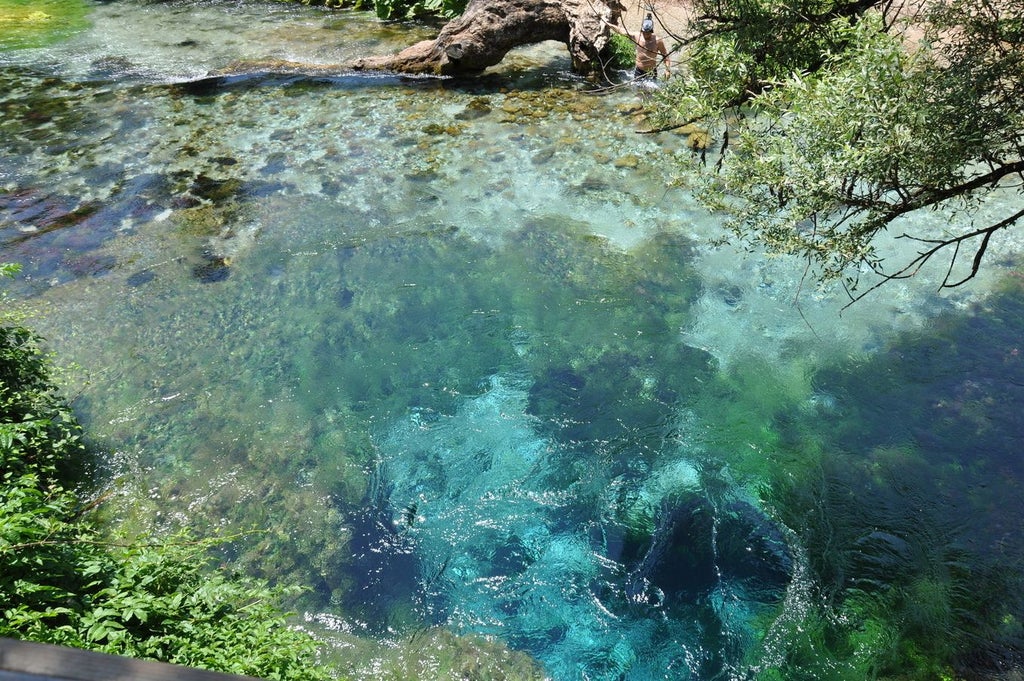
[3,1,1024,678]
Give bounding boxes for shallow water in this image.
[3,1,1024,678]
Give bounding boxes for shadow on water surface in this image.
[763,278,1024,679]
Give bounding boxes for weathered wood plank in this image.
[0,639,262,681]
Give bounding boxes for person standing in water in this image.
[604,12,672,81]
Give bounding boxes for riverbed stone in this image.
[192,253,231,283]
[688,131,711,150]
[455,97,492,120]
[126,268,156,288]
[189,174,243,202]
[613,154,640,169]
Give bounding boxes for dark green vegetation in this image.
[288,0,466,21]
[601,33,636,72]
[371,0,466,21]
[0,0,91,50]
[744,278,1024,678]
[654,0,1024,301]
[0,265,331,681]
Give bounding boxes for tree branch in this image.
[842,203,1024,308]
[880,160,1024,222]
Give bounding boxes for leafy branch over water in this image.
[651,0,1024,302]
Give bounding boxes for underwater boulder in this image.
[622,492,794,609]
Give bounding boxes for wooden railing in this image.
[0,639,262,681]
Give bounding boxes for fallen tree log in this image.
[350,0,625,76]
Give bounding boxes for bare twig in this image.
[842,204,1024,308]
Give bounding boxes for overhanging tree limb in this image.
[668,0,1024,302]
[844,205,1024,307]
[874,159,1024,226]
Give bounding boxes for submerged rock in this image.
[455,97,492,120]
[619,491,794,609]
[63,252,117,278]
[189,174,243,202]
[192,253,231,283]
[1,188,100,233]
[688,130,711,150]
[126,268,156,288]
[613,154,640,169]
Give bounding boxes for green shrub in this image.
[372,0,466,21]
[284,0,373,11]
[274,0,465,20]
[603,33,636,71]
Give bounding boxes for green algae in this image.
[0,0,90,50]
[318,626,546,681]
[749,284,1024,679]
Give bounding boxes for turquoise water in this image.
[3,1,1024,678]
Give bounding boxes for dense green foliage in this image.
[601,33,636,72]
[282,0,465,21]
[371,0,466,21]
[656,0,1024,300]
[285,0,371,9]
[0,264,332,681]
